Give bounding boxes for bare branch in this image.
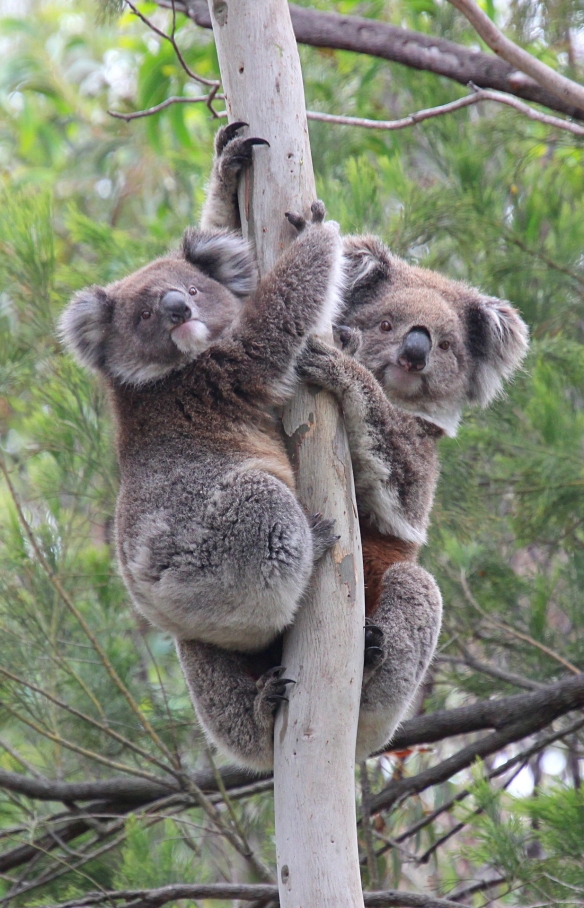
[108,93,224,121]
[447,0,584,112]
[37,882,466,908]
[167,0,584,120]
[306,86,584,137]
[388,672,584,752]
[372,711,584,815]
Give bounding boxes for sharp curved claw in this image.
[223,120,248,139]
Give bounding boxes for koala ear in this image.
[465,295,529,406]
[58,286,113,372]
[342,235,394,301]
[182,228,257,299]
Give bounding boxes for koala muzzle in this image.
[161,290,192,324]
[398,327,432,372]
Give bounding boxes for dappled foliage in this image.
[1,1,584,905]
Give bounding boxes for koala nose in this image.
[161,290,192,324]
[398,327,432,372]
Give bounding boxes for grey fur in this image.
[196,122,529,765]
[60,195,344,770]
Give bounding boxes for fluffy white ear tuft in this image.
[465,295,529,406]
[58,287,113,372]
[342,235,393,291]
[182,229,257,299]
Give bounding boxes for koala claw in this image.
[257,666,295,710]
[216,120,249,152]
[364,622,385,669]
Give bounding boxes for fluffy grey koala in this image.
[59,197,344,770]
[296,241,529,755]
[204,123,529,761]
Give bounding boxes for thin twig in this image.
[0,665,179,780]
[459,569,581,675]
[123,0,217,87]
[380,714,584,850]
[0,456,177,764]
[108,93,225,121]
[306,85,584,136]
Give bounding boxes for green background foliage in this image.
[1,0,583,904]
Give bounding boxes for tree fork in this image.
[206,2,365,905]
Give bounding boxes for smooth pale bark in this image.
[207,2,365,905]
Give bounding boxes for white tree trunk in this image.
[207,2,365,906]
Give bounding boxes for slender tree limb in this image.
[38,882,465,908]
[108,94,225,121]
[372,710,584,815]
[388,672,584,751]
[447,0,584,112]
[166,0,584,120]
[306,87,584,136]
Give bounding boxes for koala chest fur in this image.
[360,523,419,618]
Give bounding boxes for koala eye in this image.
[141,310,152,320]
[439,340,450,351]
[380,320,392,333]
[188,286,198,296]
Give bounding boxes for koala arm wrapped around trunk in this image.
[202,205,343,402]
[297,335,440,545]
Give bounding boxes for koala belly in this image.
[117,462,314,652]
[361,521,419,617]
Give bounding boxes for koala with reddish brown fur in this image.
[297,240,528,755]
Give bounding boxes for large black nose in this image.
[398,327,431,372]
[161,290,191,324]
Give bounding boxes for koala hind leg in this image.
[176,638,290,771]
[356,562,442,761]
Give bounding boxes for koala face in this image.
[60,230,256,386]
[342,236,529,435]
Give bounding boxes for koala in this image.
[203,123,529,761]
[296,241,529,755]
[59,198,344,771]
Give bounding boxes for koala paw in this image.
[256,666,295,714]
[297,336,341,388]
[215,122,269,176]
[285,199,329,233]
[309,512,340,561]
[333,325,362,357]
[364,620,384,669]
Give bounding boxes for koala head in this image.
[59,230,256,386]
[340,236,529,436]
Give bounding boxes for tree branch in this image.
[387,672,584,752]
[38,882,465,908]
[169,0,584,120]
[447,0,584,112]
